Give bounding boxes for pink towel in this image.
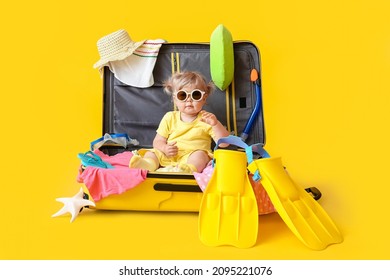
[93,150,134,167]
[77,150,147,202]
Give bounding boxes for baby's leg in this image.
[181,150,210,173]
[129,151,159,171]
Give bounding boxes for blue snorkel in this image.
[240,69,262,142]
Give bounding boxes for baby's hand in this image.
[164,141,178,157]
[200,110,218,126]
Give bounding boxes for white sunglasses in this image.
[173,89,206,102]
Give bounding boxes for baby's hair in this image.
[163,71,215,95]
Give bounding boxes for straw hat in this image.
[93,29,145,70]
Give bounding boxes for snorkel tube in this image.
[240,69,262,141]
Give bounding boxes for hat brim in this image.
[93,40,145,69]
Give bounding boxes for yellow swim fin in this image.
[199,149,258,248]
[248,157,343,250]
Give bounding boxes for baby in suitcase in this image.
[129,71,229,173]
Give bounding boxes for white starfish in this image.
[52,187,95,222]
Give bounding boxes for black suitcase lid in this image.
[102,41,265,148]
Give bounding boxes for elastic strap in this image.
[215,135,249,151]
[170,52,175,74]
[170,52,178,111]
[248,143,270,182]
[176,53,181,73]
[213,135,249,168]
[231,79,238,136]
[251,143,271,158]
[225,88,231,133]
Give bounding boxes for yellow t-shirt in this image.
[156,111,215,163]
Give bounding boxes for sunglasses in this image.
[173,89,206,102]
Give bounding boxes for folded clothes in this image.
[77,150,147,202]
[90,133,139,151]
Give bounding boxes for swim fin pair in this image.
[198,136,343,250]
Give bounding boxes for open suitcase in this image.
[80,41,270,212]
[72,37,345,251]
[73,38,344,251]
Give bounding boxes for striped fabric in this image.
[134,39,165,58]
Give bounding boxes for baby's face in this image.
[172,86,207,116]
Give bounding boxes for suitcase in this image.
[81,41,267,212]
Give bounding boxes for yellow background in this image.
[1,0,389,259]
